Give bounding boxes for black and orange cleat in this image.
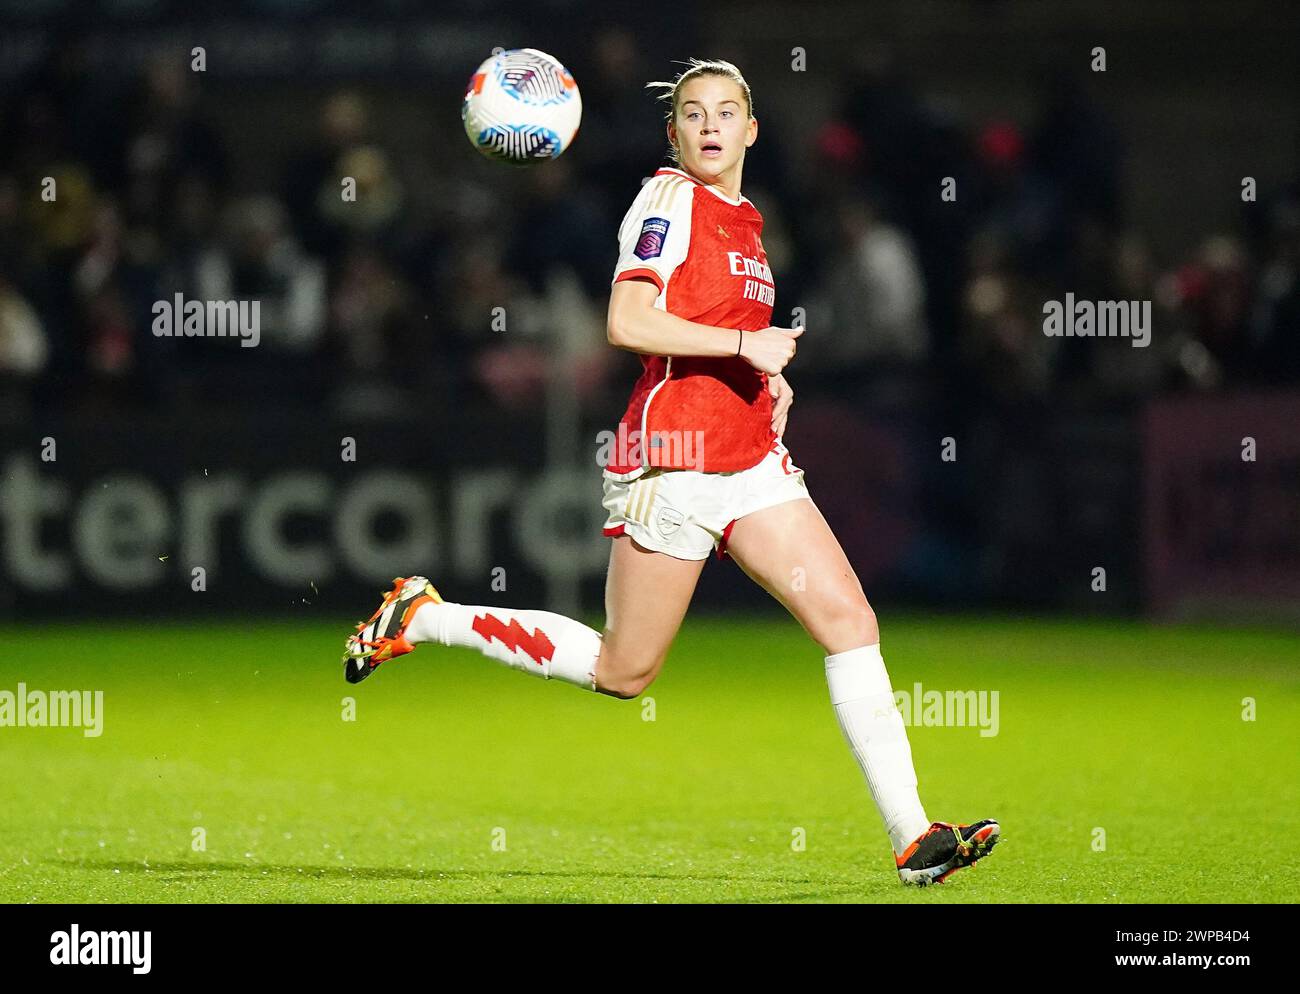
[342,576,442,684]
[896,819,1000,886]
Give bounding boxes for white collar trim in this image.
[656,167,750,206]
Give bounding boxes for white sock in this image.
[825,643,930,855]
[404,601,601,691]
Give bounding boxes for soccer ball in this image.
[461,48,582,164]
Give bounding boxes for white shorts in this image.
[601,439,813,561]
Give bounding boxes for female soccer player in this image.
[343,59,998,886]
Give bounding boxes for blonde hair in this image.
[645,59,754,164]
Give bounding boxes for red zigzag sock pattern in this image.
[470,612,557,668]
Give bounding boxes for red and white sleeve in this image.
[610,174,694,294]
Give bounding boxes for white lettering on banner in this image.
[0,454,604,590]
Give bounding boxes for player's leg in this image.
[341,574,606,688]
[722,496,998,882]
[593,533,706,699]
[723,497,877,651]
[722,498,924,847]
[343,465,712,693]
[341,534,703,700]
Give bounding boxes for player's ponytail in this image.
[646,59,754,165]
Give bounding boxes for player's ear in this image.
[746,116,758,148]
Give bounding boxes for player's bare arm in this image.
[607,278,803,373]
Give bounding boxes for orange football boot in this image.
[342,576,443,684]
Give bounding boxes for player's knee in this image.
[604,669,656,700]
[605,675,650,696]
[597,646,661,699]
[822,597,879,651]
[861,600,880,641]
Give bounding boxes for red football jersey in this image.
[607,166,776,475]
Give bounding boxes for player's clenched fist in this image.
[739,325,803,375]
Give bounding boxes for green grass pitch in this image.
[3,615,1297,903]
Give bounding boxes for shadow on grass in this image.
[51,858,892,900]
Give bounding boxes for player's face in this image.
[669,76,757,185]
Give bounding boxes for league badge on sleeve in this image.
[634,217,670,260]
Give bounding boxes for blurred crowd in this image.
[1,29,1297,429]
